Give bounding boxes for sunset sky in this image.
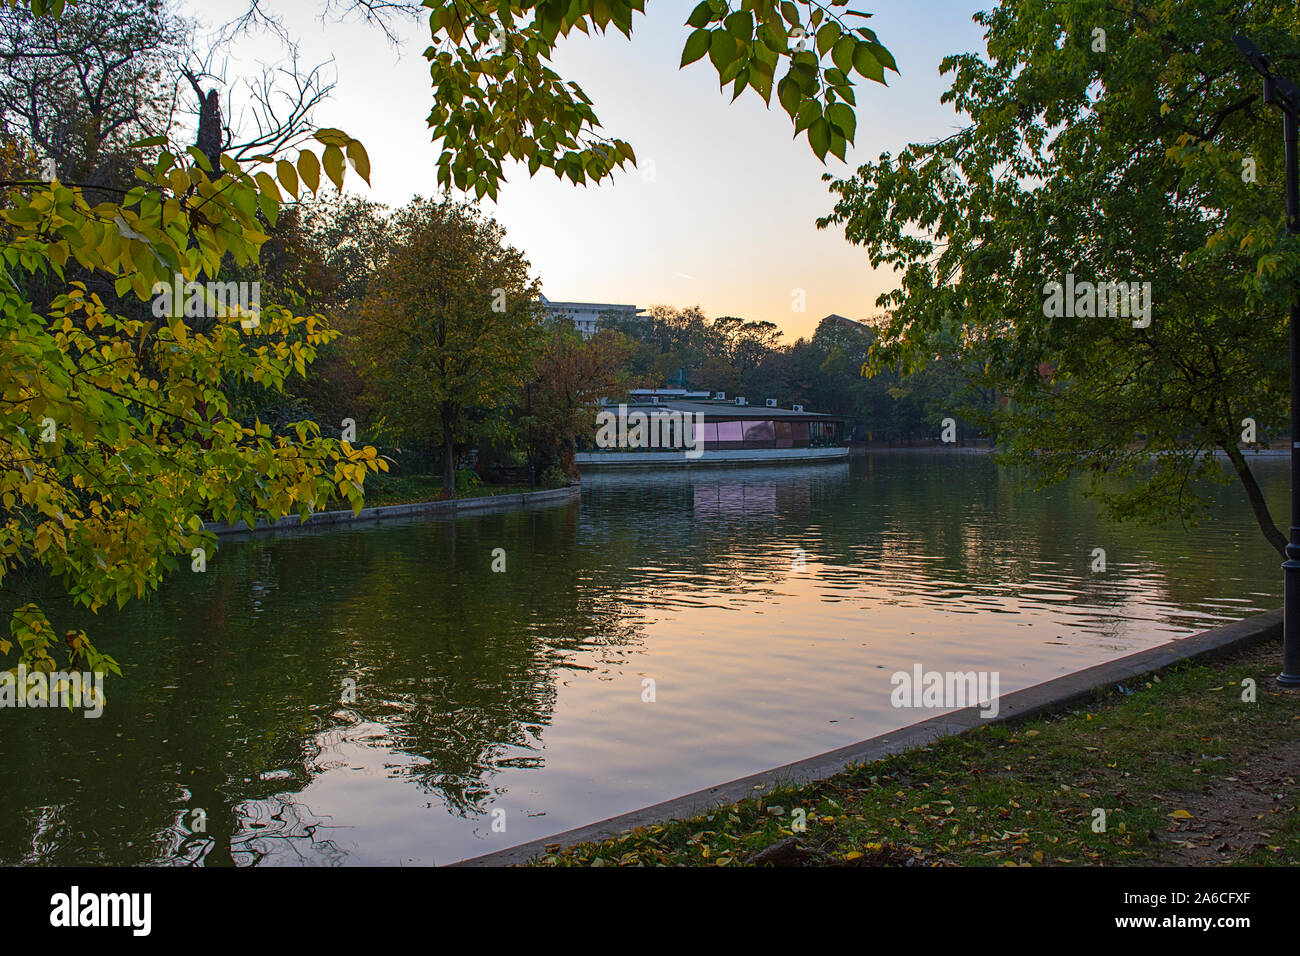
[189,0,989,341]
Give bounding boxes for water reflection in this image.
[0,454,1287,865]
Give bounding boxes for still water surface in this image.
[0,453,1286,865]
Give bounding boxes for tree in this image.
[0,0,183,191]
[529,324,636,476]
[821,0,1297,552]
[1,0,384,679]
[352,196,541,495]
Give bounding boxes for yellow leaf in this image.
[297,149,321,193]
[346,139,371,183]
[322,144,345,190]
[276,160,299,198]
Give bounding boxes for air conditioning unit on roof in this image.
[714,391,726,400]
[736,396,747,406]
[765,398,777,408]
[792,404,804,413]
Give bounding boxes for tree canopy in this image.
[1,0,383,680]
[820,0,1297,551]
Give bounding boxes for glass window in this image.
[717,421,743,442]
[743,420,775,443]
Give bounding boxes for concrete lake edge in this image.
[203,483,581,536]
[452,607,1284,867]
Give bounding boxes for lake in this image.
[0,451,1286,865]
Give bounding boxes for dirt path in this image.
[1154,651,1300,866]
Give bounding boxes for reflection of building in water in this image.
[692,478,815,522]
[693,482,776,519]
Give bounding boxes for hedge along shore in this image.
[452,608,1285,867]
[203,483,581,536]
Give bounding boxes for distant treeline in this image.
[599,306,998,443]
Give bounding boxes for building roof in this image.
[823,313,869,330]
[539,294,643,313]
[621,399,842,421]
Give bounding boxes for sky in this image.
[184,0,991,341]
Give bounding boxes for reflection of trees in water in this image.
[0,501,647,863]
[11,804,64,866]
[329,514,649,816]
[218,504,656,829]
[206,503,652,832]
[173,793,349,867]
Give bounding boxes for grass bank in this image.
[338,474,547,508]
[532,640,1300,867]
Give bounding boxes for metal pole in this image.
[1233,37,1300,685]
[1281,103,1300,684]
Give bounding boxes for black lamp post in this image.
[1235,35,1300,686]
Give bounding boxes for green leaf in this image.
[686,1,713,28]
[709,29,738,72]
[126,135,168,149]
[832,36,855,75]
[868,41,898,73]
[794,99,820,134]
[682,28,711,66]
[816,21,840,56]
[829,127,847,161]
[731,66,750,100]
[777,75,801,118]
[760,22,787,53]
[809,117,830,160]
[256,190,279,227]
[853,42,885,82]
[827,102,856,143]
[724,10,753,41]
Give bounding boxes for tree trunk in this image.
[1222,441,1287,557]
[442,415,455,497]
